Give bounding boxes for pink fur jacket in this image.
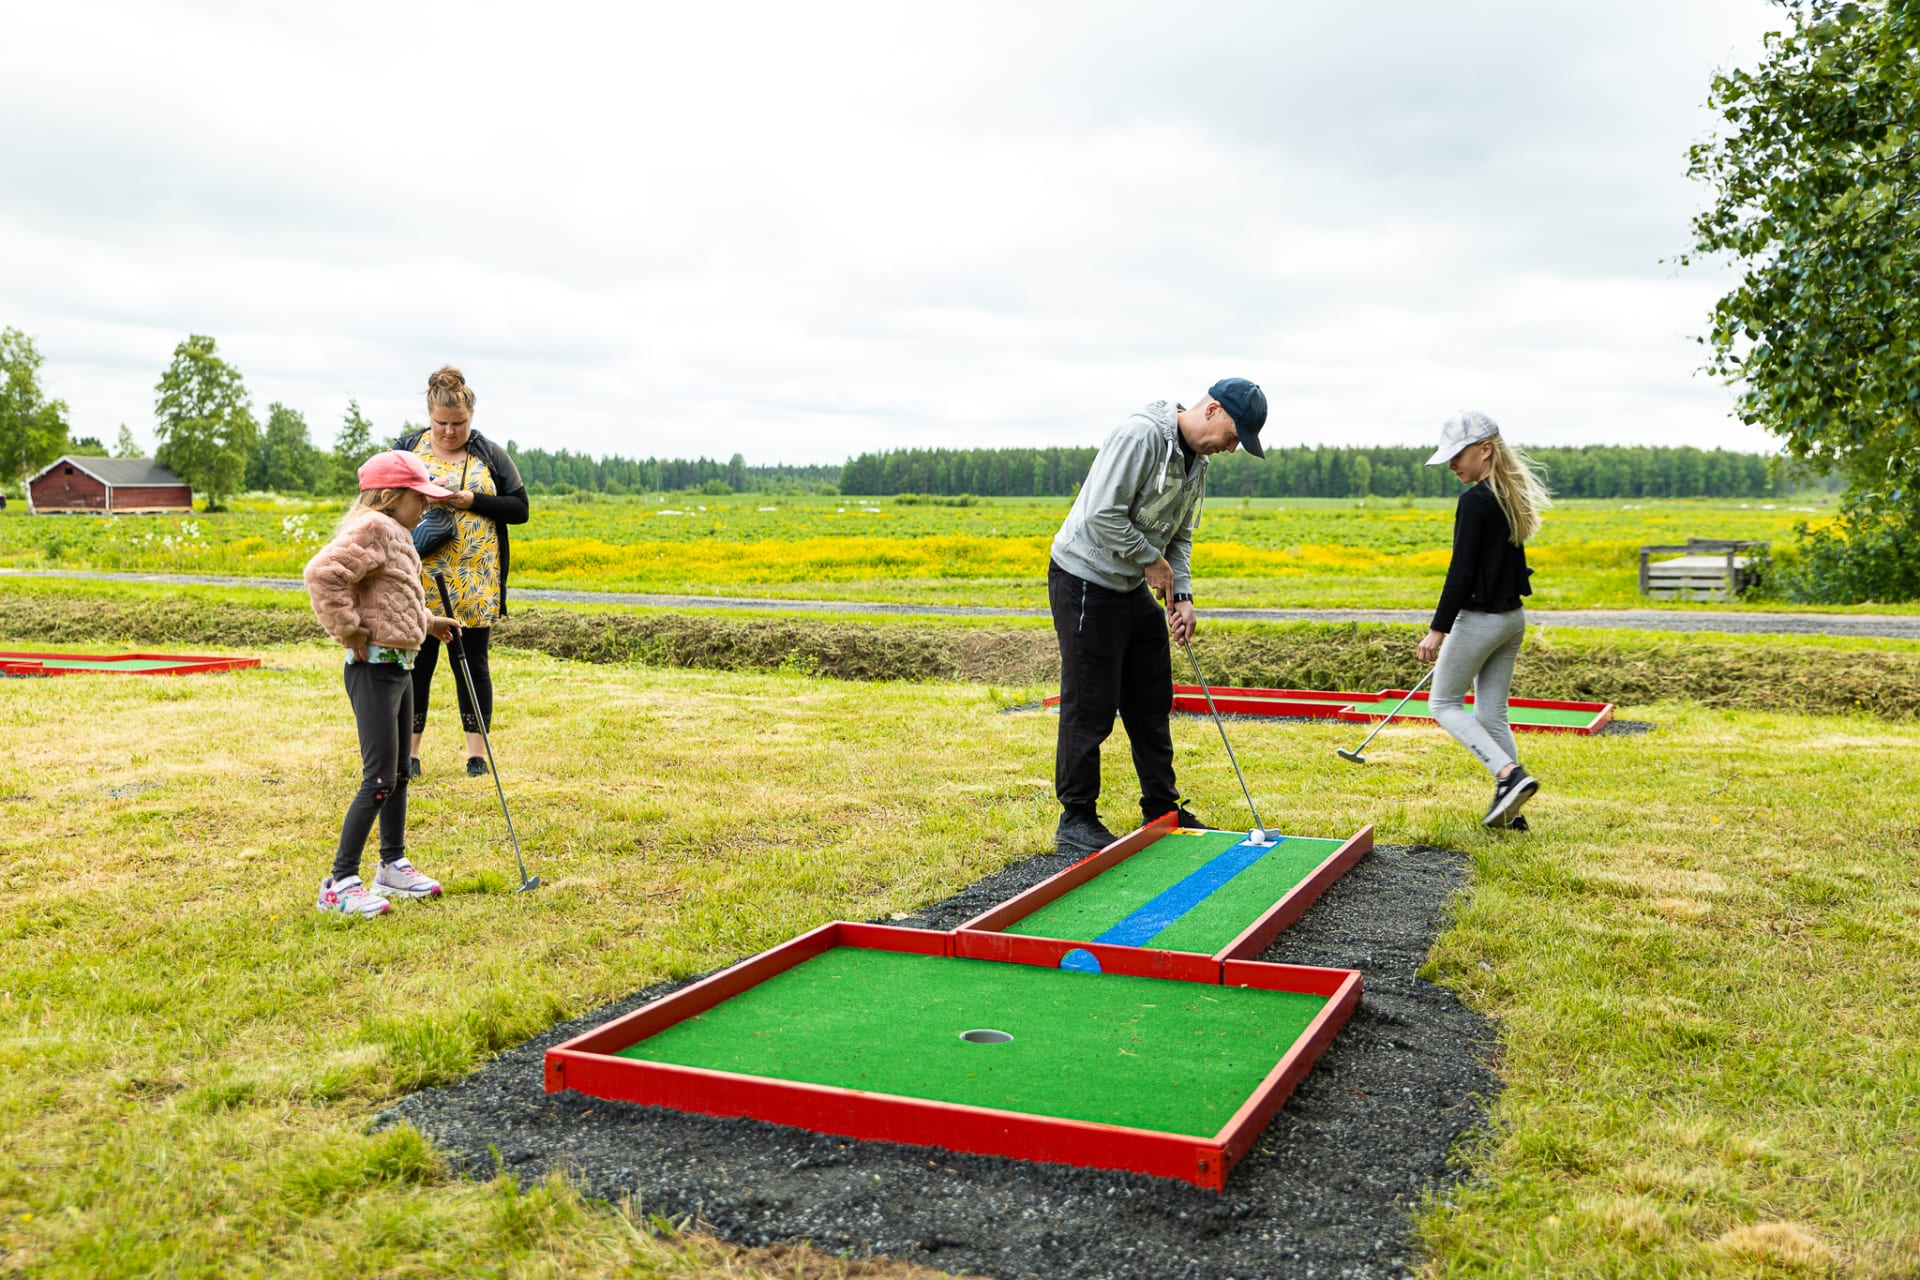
[303,511,433,650]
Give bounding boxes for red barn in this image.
[27,457,194,514]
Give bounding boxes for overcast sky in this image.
[1,1,1783,465]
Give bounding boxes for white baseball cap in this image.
[1425,410,1501,466]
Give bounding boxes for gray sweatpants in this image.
[1430,608,1526,777]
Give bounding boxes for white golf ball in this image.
[1250,828,1267,844]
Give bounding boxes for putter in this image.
[1336,666,1437,764]
[433,573,540,893]
[1178,634,1271,846]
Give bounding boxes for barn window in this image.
[63,466,74,475]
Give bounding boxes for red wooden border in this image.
[1212,824,1375,962]
[1211,963,1363,1179]
[0,650,262,677]
[1337,689,1613,735]
[954,812,1178,934]
[544,926,1361,1190]
[951,930,1221,984]
[959,818,1372,961]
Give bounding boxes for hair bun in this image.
[427,365,466,394]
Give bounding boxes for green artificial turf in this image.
[1002,830,1346,952]
[616,947,1328,1137]
[1350,693,1603,729]
[31,658,189,671]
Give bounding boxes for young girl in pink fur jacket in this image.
[303,451,462,918]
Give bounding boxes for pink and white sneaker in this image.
[316,875,392,918]
[373,858,443,900]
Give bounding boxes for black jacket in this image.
[393,428,531,617]
[1430,480,1531,632]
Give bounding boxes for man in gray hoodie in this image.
[1048,378,1268,855]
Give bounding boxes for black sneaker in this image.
[1500,813,1530,833]
[466,756,489,777]
[1483,765,1539,827]
[1055,810,1119,857]
[1172,807,1213,830]
[408,757,422,780]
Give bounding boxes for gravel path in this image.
[387,843,1497,1279]
[9,568,1920,638]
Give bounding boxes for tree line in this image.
[839,443,1821,499]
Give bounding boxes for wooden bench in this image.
[1638,538,1768,601]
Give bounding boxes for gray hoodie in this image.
[1050,401,1206,596]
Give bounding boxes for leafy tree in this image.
[68,435,109,456]
[330,399,376,494]
[1689,0,1920,599]
[153,334,256,510]
[113,424,141,458]
[249,402,324,493]
[0,327,71,484]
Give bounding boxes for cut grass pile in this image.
[0,638,1915,1275]
[1,493,1876,611]
[8,575,1920,720]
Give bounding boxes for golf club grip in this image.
[430,573,464,655]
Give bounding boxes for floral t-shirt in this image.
[411,441,502,629]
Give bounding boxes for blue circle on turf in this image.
[1059,948,1102,973]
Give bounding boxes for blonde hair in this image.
[1482,435,1552,546]
[426,365,475,415]
[334,486,415,536]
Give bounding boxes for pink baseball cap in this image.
[357,449,456,497]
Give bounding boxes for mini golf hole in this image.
[959,1029,1013,1045]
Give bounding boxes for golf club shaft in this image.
[433,574,533,886]
[1180,639,1264,835]
[1347,665,1437,758]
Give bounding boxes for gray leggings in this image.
[1430,608,1526,777]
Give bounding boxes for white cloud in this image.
[1,0,1783,462]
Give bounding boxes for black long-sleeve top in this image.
[1430,480,1531,632]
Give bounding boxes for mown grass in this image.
[0,635,1916,1275]
[3,491,1888,612]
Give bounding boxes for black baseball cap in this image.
[1209,377,1267,457]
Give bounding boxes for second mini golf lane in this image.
[1004,830,1347,954]
[617,947,1328,1137]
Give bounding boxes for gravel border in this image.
[388,842,1497,1279]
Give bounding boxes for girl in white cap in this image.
[303,450,464,916]
[1415,412,1552,828]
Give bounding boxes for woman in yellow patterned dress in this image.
[395,366,530,778]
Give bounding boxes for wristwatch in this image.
[1172,592,1193,604]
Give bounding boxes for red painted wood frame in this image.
[543,922,1361,1191]
[1337,689,1614,735]
[0,650,263,677]
[1040,685,1614,733]
[954,815,1374,964]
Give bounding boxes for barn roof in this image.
[26,456,187,487]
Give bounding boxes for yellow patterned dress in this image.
[412,442,502,629]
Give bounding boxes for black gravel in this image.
[387,843,1498,1280]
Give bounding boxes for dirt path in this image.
[10,568,1920,639]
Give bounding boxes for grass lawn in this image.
[0,641,1915,1276]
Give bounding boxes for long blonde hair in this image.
[1482,435,1551,546]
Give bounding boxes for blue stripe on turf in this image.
[1091,835,1287,949]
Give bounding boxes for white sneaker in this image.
[373,858,443,900]
[317,875,392,918]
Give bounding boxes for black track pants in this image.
[333,661,413,881]
[412,626,492,736]
[1048,561,1179,823]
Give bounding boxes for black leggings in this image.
[333,662,412,881]
[411,627,492,736]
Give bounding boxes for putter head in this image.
[1336,748,1365,764]
[517,876,542,893]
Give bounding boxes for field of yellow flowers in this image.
[0,491,1839,609]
